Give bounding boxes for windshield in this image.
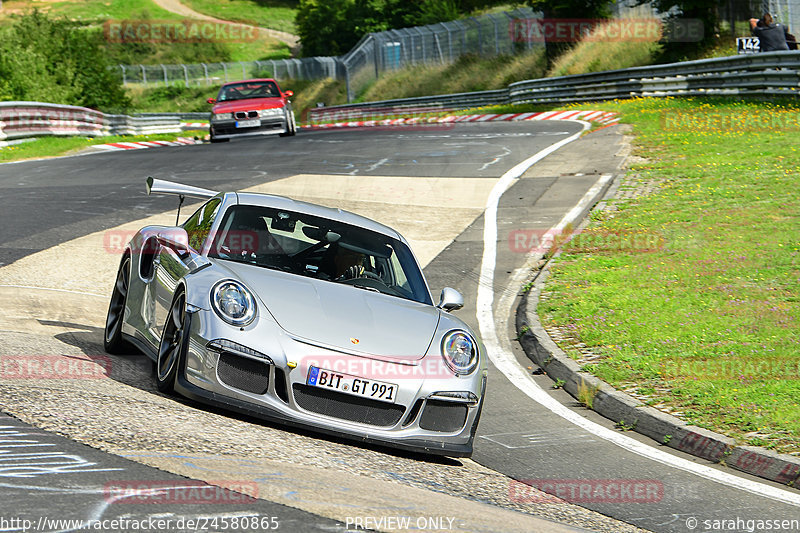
[217,81,280,101]
[209,205,432,305]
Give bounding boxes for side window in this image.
[182,199,221,252]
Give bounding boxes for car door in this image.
[152,198,221,340]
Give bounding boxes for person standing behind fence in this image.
[749,13,790,51]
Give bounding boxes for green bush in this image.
[0,10,130,110]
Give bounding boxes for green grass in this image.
[0,131,206,163]
[0,0,181,22]
[126,85,218,113]
[490,96,800,454]
[0,0,290,64]
[359,50,547,102]
[182,0,298,34]
[546,18,662,77]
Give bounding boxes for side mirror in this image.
[157,228,190,253]
[207,98,217,104]
[437,287,464,312]
[284,90,294,98]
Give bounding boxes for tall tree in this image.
[0,10,129,110]
[637,0,718,60]
[527,0,616,65]
[298,0,512,57]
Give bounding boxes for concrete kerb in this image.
[514,220,800,490]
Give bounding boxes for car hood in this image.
[212,97,284,113]
[220,261,439,361]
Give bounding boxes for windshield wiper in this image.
[352,284,381,293]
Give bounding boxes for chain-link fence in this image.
[113,7,541,102]
[113,57,341,88]
[763,0,800,37]
[339,7,538,101]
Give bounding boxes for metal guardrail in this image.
[308,51,800,118]
[508,51,800,103]
[308,89,509,122]
[0,102,181,142]
[134,112,209,120]
[5,51,799,144]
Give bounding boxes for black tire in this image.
[209,127,229,143]
[156,290,190,394]
[104,255,134,354]
[279,110,296,137]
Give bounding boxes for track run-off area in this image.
[0,122,798,533]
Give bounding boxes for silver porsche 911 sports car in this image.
[104,178,486,456]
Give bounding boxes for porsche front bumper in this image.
[173,309,486,457]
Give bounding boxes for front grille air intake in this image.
[292,384,404,427]
[217,353,270,395]
[418,400,468,433]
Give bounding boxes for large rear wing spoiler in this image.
[146,176,218,199]
[146,177,220,225]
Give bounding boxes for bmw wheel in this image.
[280,109,296,137]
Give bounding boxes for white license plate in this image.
[235,119,260,128]
[307,366,398,404]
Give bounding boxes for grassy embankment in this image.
[0,0,290,62]
[182,0,297,34]
[499,97,799,454]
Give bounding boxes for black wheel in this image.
[209,128,229,143]
[104,255,134,354]
[156,290,189,394]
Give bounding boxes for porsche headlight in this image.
[211,280,256,326]
[441,330,478,375]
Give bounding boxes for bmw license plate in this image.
[235,119,260,128]
[307,366,397,403]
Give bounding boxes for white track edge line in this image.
[476,120,800,507]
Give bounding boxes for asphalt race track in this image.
[1,122,799,533]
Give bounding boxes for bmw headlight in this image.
[211,280,256,326]
[212,112,233,121]
[441,330,478,375]
[259,108,282,117]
